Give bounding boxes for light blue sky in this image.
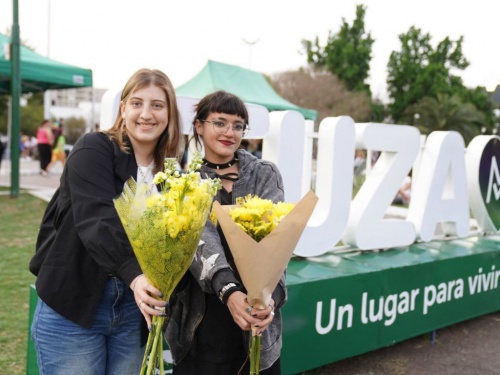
[1,0,499,102]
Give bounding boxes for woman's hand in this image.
[249,300,275,335]
[130,274,167,328]
[227,291,275,334]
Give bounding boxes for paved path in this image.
[0,159,60,202]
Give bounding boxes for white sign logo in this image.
[486,156,500,204]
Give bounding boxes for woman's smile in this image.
[137,122,156,130]
[219,139,234,146]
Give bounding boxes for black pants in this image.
[173,353,281,375]
[38,143,52,171]
[0,141,4,169]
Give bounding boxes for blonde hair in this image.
[106,68,183,174]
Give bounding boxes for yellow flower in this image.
[152,171,167,185]
[227,195,294,243]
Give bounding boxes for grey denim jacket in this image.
[165,149,287,371]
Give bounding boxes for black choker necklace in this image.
[203,155,238,170]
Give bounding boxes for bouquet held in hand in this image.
[213,190,318,374]
[114,154,220,375]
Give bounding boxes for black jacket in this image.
[30,132,142,328]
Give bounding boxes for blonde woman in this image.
[30,69,183,374]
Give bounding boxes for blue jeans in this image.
[31,278,145,375]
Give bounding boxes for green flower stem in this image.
[249,334,261,375]
[159,330,164,374]
[140,321,155,375]
[141,315,165,375]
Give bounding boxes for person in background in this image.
[353,149,367,176]
[52,120,61,142]
[166,90,285,374]
[0,132,6,169]
[21,134,38,160]
[393,175,412,206]
[246,139,262,159]
[20,132,27,158]
[28,135,39,159]
[29,68,183,375]
[46,125,67,173]
[36,119,54,176]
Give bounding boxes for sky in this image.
[1,0,499,102]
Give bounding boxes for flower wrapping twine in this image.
[213,190,318,309]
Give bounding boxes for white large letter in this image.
[343,123,420,249]
[407,131,470,241]
[263,111,306,202]
[99,88,122,131]
[294,117,355,257]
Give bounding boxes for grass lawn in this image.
[0,192,47,374]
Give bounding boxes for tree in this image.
[387,26,469,122]
[270,68,372,125]
[302,4,374,94]
[0,93,44,135]
[459,86,496,132]
[402,93,485,145]
[20,92,44,135]
[370,99,387,123]
[0,95,8,134]
[64,116,86,144]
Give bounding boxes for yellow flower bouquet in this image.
[114,154,220,375]
[212,190,318,375]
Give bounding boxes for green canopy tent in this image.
[176,60,317,121]
[0,31,93,197]
[0,32,93,94]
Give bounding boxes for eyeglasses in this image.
[202,119,250,137]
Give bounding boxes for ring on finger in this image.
[245,306,252,315]
[271,310,275,316]
[138,300,144,308]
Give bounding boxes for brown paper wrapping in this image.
[213,190,318,309]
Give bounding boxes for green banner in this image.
[281,235,500,374]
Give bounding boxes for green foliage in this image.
[370,100,388,122]
[402,93,485,145]
[459,86,496,131]
[302,4,373,94]
[0,193,46,374]
[24,92,44,106]
[64,116,86,144]
[0,93,44,136]
[20,93,44,135]
[387,26,469,122]
[0,95,8,134]
[302,36,325,67]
